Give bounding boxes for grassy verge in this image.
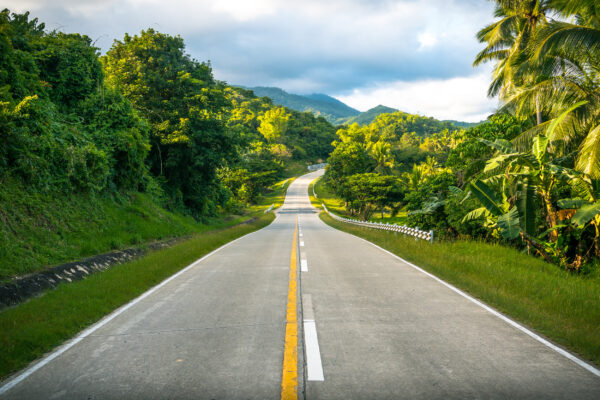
[320,211,600,367]
[0,175,292,281]
[283,160,310,178]
[0,213,275,381]
[0,177,248,281]
[312,178,347,216]
[248,177,296,214]
[308,178,322,209]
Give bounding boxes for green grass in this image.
[283,160,310,178]
[248,177,296,213]
[0,213,274,381]
[308,178,322,209]
[0,178,228,280]
[0,176,283,281]
[312,178,347,215]
[320,211,600,367]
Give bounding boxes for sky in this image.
[6,0,500,122]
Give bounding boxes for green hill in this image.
[244,86,360,123]
[340,105,398,125]
[443,119,483,128]
[243,86,477,129]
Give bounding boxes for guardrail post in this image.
[430,230,434,243]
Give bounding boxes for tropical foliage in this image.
[322,0,600,271]
[0,9,336,220]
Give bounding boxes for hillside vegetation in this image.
[246,86,476,128]
[0,10,335,280]
[246,86,360,123]
[338,105,397,125]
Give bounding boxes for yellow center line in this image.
[281,216,299,400]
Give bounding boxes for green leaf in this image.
[484,153,519,172]
[532,135,549,162]
[516,180,536,235]
[479,138,513,153]
[498,207,521,240]
[557,198,588,209]
[576,124,600,179]
[538,224,570,239]
[462,207,489,222]
[546,101,587,142]
[447,186,463,196]
[548,164,580,180]
[572,202,600,226]
[469,179,503,216]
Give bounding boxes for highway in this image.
[1,170,599,399]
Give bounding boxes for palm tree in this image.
[369,140,394,174]
[474,0,550,124]
[507,1,600,176]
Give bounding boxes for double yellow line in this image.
[281,216,299,399]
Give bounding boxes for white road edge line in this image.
[0,225,271,396]
[301,259,308,272]
[302,294,324,381]
[356,236,600,378]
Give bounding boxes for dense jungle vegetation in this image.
[0,9,335,277]
[322,0,600,271]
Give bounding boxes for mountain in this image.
[244,86,360,123]
[443,120,483,128]
[242,86,477,129]
[340,105,398,125]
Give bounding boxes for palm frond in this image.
[576,123,600,178]
[534,22,600,61]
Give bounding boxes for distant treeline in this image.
[0,9,336,217]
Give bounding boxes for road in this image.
[1,170,600,399]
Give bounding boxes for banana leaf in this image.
[572,202,600,226]
[469,179,503,216]
[498,207,521,240]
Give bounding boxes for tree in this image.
[473,0,550,124]
[339,173,403,220]
[508,1,600,177]
[325,142,376,190]
[35,32,103,111]
[103,29,235,215]
[257,107,290,144]
[369,140,394,174]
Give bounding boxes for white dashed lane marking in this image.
[302,294,324,381]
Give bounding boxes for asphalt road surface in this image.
[1,170,600,399]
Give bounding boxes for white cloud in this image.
[211,0,278,21]
[417,32,437,50]
[335,71,498,122]
[3,0,498,120]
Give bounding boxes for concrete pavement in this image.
[1,170,600,399]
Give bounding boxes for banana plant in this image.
[557,175,600,257]
[463,133,578,264]
[463,178,521,239]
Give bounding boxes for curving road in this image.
[1,170,599,399]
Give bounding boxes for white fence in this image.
[307,163,327,171]
[322,204,434,243]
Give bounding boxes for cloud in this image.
[335,70,498,122]
[211,0,279,21]
[418,32,438,50]
[3,0,498,120]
